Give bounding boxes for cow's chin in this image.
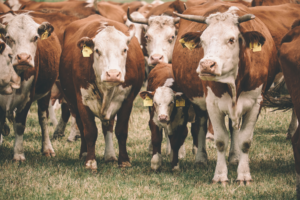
[102,80,123,87]
[199,73,217,81]
[14,64,33,73]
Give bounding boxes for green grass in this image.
[0,94,296,199]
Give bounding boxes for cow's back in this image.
[147,63,173,91]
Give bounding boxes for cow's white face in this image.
[153,86,175,123]
[7,0,21,11]
[196,8,241,83]
[0,39,20,94]
[1,13,54,72]
[126,12,147,46]
[78,25,135,85]
[145,16,177,66]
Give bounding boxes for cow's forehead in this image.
[206,7,239,26]
[148,16,175,28]
[154,87,174,103]
[94,26,128,48]
[3,13,39,35]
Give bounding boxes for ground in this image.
[0,92,295,199]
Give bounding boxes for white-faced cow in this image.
[0,13,61,161]
[59,15,144,170]
[173,3,279,185]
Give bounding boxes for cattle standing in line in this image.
[140,63,197,171]
[0,13,61,161]
[277,19,300,199]
[173,1,280,185]
[59,15,144,170]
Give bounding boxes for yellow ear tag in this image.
[41,30,49,40]
[176,97,185,107]
[179,38,196,50]
[82,45,93,57]
[250,42,261,52]
[143,95,153,107]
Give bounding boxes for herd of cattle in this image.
[0,0,300,197]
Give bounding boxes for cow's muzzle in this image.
[149,54,164,66]
[158,114,169,123]
[14,53,33,71]
[199,59,218,77]
[103,69,123,83]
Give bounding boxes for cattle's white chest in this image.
[206,84,263,121]
[0,76,34,113]
[81,84,132,120]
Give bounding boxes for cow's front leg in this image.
[169,126,188,171]
[193,106,208,165]
[149,119,162,170]
[67,116,81,142]
[228,119,240,165]
[191,122,198,154]
[115,99,133,167]
[13,102,32,161]
[236,103,261,185]
[287,109,298,140]
[38,95,55,157]
[102,119,117,162]
[52,102,70,139]
[0,108,7,145]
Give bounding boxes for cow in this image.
[173,1,279,185]
[0,2,10,13]
[137,0,164,17]
[277,18,300,200]
[140,63,196,170]
[59,14,144,170]
[0,13,61,161]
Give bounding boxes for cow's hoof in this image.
[192,146,198,155]
[246,180,251,186]
[13,154,26,162]
[43,149,56,157]
[85,159,97,172]
[119,161,131,168]
[52,133,65,140]
[172,163,180,171]
[2,123,10,136]
[236,180,245,186]
[104,156,118,162]
[151,153,162,171]
[221,181,228,187]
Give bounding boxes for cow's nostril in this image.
[17,55,21,60]
[106,72,110,77]
[210,62,216,68]
[159,56,163,60]
[116,73,120,78]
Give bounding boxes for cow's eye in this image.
[8,53,12,60]
[228,37,234,44]
[33,36,39,42]
[123,48,127,53]
[145,35,149,40]
[95,49,100,55]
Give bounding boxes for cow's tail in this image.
[262,78,293,111]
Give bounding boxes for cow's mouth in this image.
[13,64,32,72]
[199,72,216,77]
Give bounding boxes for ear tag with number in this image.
[179,38,196,50]
[176,97,185,107]
[41,30,49,40]
[250,42,261,52]
[143,95,153,107]
[82,45,93,57]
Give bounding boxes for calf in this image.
[278,19,300,199]
[0,13,61,160]
[59,15,144,170]
[140,63,191,170]
[174,2,279,185]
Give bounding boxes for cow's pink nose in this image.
[16,53,32,64]
[150,54,164,65]
[199,60,217,75]
[104,69,122,82]
[159,114,168,122]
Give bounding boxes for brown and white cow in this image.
[59,15,144,170]
[173,1,279,185]
[278,19,300,199]
[140,63,195,170]
[0,13,61,161]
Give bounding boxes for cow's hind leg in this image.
[287,109,298,140]
[150,119,162,170]
[52,102,70,139]
[67,116,81,142]
[102,119,117,162]
[38,95,55,157]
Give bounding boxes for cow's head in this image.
[6,0,22,11]
[77,24,135,85]
[140,78,183,124]
[125,11,147,46]
[0,13,54,73]
[176,7,265,84]
[127,9,180,67]
[0,39,20,94]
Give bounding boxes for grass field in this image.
[0,94,296,199]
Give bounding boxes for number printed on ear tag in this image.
[41,30,49,40]
[82,45,93,57]
[143,95,153,106]
[250,42,261,52]
[176,98,185,107]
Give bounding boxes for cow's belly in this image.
[206,84,263,120]
[81,84,132,120]
[0,76,34,112]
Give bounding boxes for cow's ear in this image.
[127,24,136,44]
[0,41,6,54]
[291,19,300,30]
[37,22,54,40]
[139,91,154,99]
[77,37,94,57]
[175,92,184,98]
[0,23,6,39]
[240,30,265,48]
[179,31,202,50]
